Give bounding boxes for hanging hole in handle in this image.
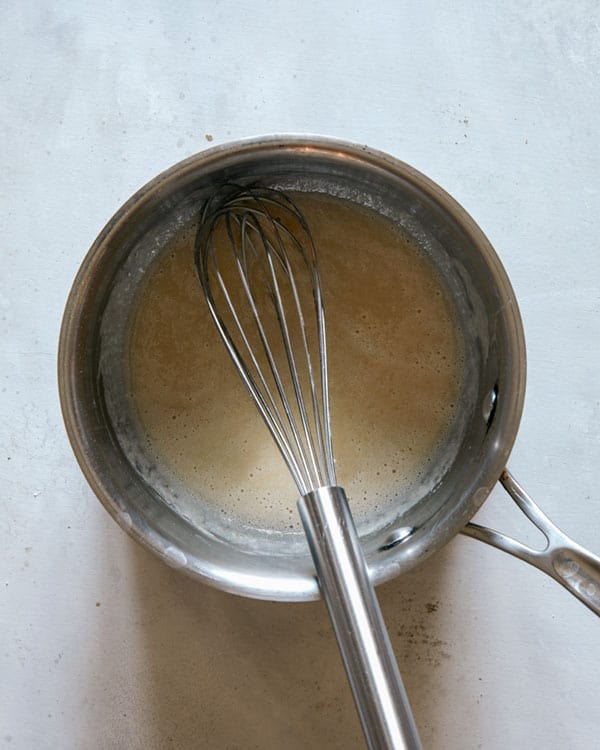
[469,481,550,552]
[379,526,415,551]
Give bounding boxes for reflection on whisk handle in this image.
[298,486,422,750]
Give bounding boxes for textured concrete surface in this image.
[1,2,599,748]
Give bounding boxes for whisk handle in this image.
[298,486,422,750]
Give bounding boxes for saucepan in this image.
[58,135,600,616]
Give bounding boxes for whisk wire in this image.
[206,214,309,493]
[249,190,335,489]
[232,211,316,492]
[257,212,326,490]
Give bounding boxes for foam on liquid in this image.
[127,193,464,531]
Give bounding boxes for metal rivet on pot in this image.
[482,384,498,424]
[379,527,415,551]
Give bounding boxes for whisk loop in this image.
[194,185,336,496]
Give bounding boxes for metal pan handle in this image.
[461,469,600,616]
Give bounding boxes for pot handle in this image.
[461,469,600,617]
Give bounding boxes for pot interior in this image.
[60,139,526,600]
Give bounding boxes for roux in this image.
[127,193,464,531]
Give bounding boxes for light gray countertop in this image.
[2,2,599,748]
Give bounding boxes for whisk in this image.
[194,184,422,750]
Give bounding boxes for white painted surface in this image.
[2,2,599,748]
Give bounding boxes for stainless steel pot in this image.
[58,135,600,613]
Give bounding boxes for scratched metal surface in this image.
[1,2,599,748]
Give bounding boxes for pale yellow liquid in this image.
[127,193,464,530]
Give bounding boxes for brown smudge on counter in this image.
[395,620,451,669]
